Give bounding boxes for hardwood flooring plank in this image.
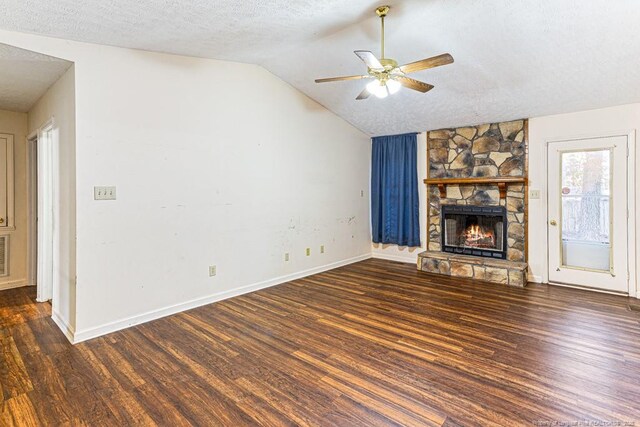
[0,336,33,401]
[322,394,405,427]
[0,393,39,427]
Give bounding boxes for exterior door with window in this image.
[547,136,628,293]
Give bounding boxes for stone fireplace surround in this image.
[418,120,529,287]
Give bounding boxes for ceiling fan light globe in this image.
[366,80,388,98]
[386,79,401,94]
[366,79,381,94]
[376,89,389,99]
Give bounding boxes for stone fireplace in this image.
[418,120,529,287]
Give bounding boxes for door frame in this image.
[545,130,636,297]
[27,117,58,303]
[26,133,37,287]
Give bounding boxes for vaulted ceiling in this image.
[2,0,640,134]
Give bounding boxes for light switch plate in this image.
[94,186,116,200]
[529,189,540,199]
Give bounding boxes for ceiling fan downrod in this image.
[376,6,390,60]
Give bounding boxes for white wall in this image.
[28,66,77,334]
[528,103,640,297]
[371,132,427,264]
[0,30,371,342]
[0,109,28,290]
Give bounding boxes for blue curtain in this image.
[371,133,420,247]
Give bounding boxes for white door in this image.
[547,136,628,293]
[36,127,54,302]
[0,134,11,227]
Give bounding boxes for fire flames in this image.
[464,224,495,248]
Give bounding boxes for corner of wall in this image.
[51,310,76,344]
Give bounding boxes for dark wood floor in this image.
[1,259,640,426]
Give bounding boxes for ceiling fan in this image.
[315,5,454,100]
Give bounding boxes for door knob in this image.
[549,220,557,226]
[0,218,5,224]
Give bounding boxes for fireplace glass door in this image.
[441,206,507,259]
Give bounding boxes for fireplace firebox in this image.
[441,205,508,259]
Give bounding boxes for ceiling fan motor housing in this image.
[379,58,399,71]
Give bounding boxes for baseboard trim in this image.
[372,252,419,264]
[0,280,30,291]
[72,253,372,344]
[51,311,76,344]
[547,281,630,296]
[528,274,543,283]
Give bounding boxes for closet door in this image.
[0,133,13,228]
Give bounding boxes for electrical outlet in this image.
[284,253,290,262]
[529,189,541,199]
[320,245,325,254]
[209,265,217,277]
[360,190,364,197]
[306,248,311,256]
[94,186,116,200]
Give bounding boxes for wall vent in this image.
[0,235,9,277]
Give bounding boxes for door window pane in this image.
[560,149,611,271]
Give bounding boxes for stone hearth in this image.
[418,119,528,287]
[419,251,528,287]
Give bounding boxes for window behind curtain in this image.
[371,133,420,247]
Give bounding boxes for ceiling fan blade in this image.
[354,50,383,70]
[396,76,434,93]
[315,75,371,83]
[399,53,454,74]
[356,87,371,100]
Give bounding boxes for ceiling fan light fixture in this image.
[386,78,401,94]
[366,79,389,99]
[314,6,453,100]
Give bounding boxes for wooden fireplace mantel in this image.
[424,177,528,200]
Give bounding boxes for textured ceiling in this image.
[0,43,72,112]
[1,0,640,134]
